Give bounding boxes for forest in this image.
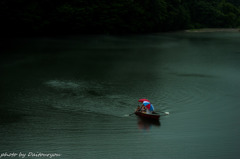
[1,0,240,35]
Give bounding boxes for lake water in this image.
[1,32,240,159]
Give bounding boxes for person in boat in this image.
[141,105,146,113]
[135,106,141,112]
[136,105,152,114]
[141,105,152,114]
[146,108,152,114]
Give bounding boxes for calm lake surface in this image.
[1,32,240,159]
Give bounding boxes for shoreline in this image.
[185,28,240,32]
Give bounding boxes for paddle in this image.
[161,111,170,115]
[155,111,170,115]
[123,113,134,117]
[128,113,135,116]
[124,111,169,117]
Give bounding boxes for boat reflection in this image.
[137,117,161,130]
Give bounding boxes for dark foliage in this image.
[1,0,240,35]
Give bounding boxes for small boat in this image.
[135,111,160,121]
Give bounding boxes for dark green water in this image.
[1,32,240,159]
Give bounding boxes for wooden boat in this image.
[135,111,160,121]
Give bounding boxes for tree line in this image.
[1,0,240,35]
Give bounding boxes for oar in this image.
[123,112,135,117]
[155,111,170,115]
[125,111,169,117]
[163,112,170,115]
[129,113,135,116]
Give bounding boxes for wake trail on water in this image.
[43,80,136,117]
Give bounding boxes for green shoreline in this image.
[185,28,240,32]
